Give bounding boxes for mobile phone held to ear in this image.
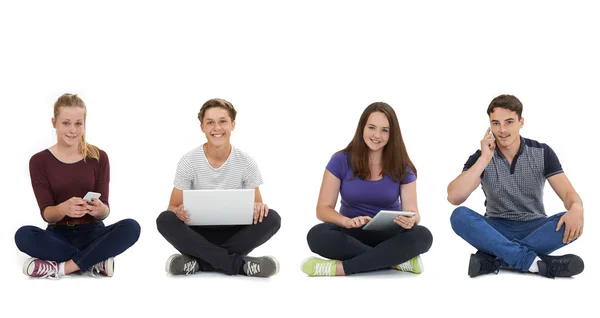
[488,127,495,140]
[83,191,101,204]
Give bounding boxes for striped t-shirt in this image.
[174,145,263,190]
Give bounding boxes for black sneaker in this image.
[468,251,501,277]
[165,254,200,275]
[242,256,279,277]
[537,254,584,278]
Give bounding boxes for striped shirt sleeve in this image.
[174,154,194,190]
[243,156,263,189]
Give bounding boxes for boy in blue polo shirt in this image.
[447,94,584,278]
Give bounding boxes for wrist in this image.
[57,202,68,217]
[568,202,584,213]
[479,154,492,164]
[340,217,350,228]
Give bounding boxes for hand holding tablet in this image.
[362,210,416,231]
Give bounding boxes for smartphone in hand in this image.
[83,191,101,205]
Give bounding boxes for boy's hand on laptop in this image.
[174,204,191,222]
[253,203,269,224]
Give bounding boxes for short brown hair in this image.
[198,98,237,122]
[487,94,523,119]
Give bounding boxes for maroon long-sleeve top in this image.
[29,149,110,223]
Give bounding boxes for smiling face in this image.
[362,111,390,152]
[200,106,235,147]
[52,106,85,148]
[489,107,524,150]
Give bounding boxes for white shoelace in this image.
[183,260,197,275]
[246,262,260,276]
[398,260,413,272]
[314,262,333,276]
[35,261,59,279]
[88,261,105,277]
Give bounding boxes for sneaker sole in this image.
[300,256,316,274]
[568,256,585,276]
[22,257,37,276]
[416,255,424,274]
[165,254,181,275]
[105,257,115,277]
[468,254,482,277]
[264,255,280,276]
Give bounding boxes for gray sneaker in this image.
[242,256,279,277]
[165,254,200,275]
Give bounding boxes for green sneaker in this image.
[396,255,423,274]
[301,257,337,276]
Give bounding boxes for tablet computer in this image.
[362,210,415,231]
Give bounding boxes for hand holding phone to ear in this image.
[480,128,496,160]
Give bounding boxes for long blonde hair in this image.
[53,93,100,161]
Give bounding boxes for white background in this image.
[1,1,597,317]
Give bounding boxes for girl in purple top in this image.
[301,102,433,276]
[14,93,140,279]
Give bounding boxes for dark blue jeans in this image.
[450,206,571,271]
[15,219,141,273]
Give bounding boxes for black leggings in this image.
[156,210,281,275]
[307,222,433,275]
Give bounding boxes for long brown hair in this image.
[53,93,100,161]
[340,102,416,182]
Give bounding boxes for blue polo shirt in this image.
[463,136,563,221]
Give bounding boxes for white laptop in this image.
[182,189,255,226]
[362,210,415,231]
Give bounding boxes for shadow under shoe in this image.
[537,254,584,278]
[468,251,501,278]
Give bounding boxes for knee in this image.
[450,206,473,230]
[306,223,328,253]
[14,226,37,251]
[263,209,281,233]
[413,226,433,253]
[119,218,141,242]
[156,210,178,233]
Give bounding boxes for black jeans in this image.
[14,219,141,272]
[307,222,433,275]
[156,209,281,275]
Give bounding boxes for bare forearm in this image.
[43,205,65,223]
[317,206,348,227]
[93,204,110,220]
[413,212,421,225]
[564,192,583,211]
[447,157,489,205]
